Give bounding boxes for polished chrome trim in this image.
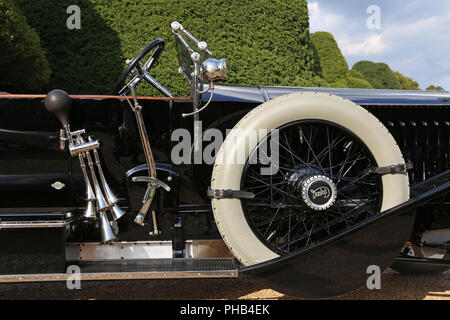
[259,87,270,102]
[172,31,193,54]
[141,70,173,98]
[70,129,86,136]
[185,240,233,259]
[68,139,100,156]
[66,241,174,260]
[0,241,236,283]
[51,181,66,190]
[171,21,212,56]
[301,175,337,211]
[0,270,238,283]
[128,84,158,227]
[202,58,227,82]
[0,220,68,229]
[65,240,232,261]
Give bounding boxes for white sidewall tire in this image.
[211,92,410,266]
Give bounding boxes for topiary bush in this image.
[345,76,373,89]
[394,71,420,90]
[426,85,445,91]
[348,69,365,80]
[310,31,348,83]
[352,60,400,89]
[15,0,318,96]
[328,78,348,88]
[309,32,373,89]
[293,75,329,87]
[0,0,50,92]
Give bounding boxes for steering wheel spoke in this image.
[118,74,140,96]
[114,38,166,95]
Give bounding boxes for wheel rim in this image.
[240,119,383,255]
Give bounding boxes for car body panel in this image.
[204,84,450,105]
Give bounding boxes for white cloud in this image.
[308,1,345,32]
[386,15,448,39]
[339,34,387,56]
[307,1,450,90]
[308,2,387,56]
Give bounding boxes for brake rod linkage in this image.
[126,84,169,234]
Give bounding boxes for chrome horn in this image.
[99,211,116,244]
[77,149,97,219]
[75,135,116,243]
[89,136,125,221]
[44,89,124,243]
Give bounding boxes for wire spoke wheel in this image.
[211,92,409,267]
[241,120,382,255]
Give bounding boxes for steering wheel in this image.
[114,38,165,95]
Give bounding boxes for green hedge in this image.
[395,71,420,90]
[348,69,365,80]
[426,85,445,91]
[310,32,373,89]
[310,31,348,83]
[352,60,400,89]
[14,0,318,96]
[344,77,373,89]
[0,0,50,92]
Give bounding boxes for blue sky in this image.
[308,0,450,90]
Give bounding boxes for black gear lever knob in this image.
[44,89,72,128]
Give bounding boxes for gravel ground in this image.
[0,268,449,300]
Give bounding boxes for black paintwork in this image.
[0,85,449,271]
[0,208,72,274]
[0,86,449,225]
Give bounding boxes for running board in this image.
[0,258,238,283]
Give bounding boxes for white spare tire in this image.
[211,92,409,266]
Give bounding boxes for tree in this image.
[15,0,318,96]
[395,71,420,90]
[344,76,373,89]
[310,31,348,83]
[311,31,373,89]
[0,0,50,92]
[352,61,401,89]
[348,69,365,80]
[310,32,372,89]
[426,85,445,91]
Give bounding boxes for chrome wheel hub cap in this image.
[301,175,337,211]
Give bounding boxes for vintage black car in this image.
[0,22,449,298]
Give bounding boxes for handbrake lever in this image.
[132,176,171,235]
[132,176,171,192]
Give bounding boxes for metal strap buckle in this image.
[207,188,255,200]
[367,162,413,175]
